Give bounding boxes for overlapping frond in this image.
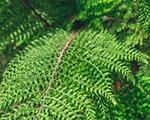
[0,0,77,55]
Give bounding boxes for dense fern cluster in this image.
[0,0,150,119]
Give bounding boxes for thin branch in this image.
[102,16,128,23]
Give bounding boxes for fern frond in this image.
[137,0,150,38]
[123,0,150,46]
[0,0,77,55]
[0,29,149,119]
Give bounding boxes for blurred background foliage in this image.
[0,0,150,119]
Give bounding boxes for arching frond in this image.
[0,29,149,119]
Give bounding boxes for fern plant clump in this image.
[1,0,150,119]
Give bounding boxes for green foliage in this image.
[123,0,150,47]
[137,0,150,38]
[0,0,76,55]
[0,0,150,119]
[70,0,122,29]
[0,0,77,80]
[0,29,149,119]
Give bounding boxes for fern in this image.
[101,0,150,47]
[0,0,76,55]
[71,0,122,30]
[137,0,150,38]
[0,0,77,80]
[0,29,149,119]
[1,0,150,119]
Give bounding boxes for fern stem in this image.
[36,30,79,118]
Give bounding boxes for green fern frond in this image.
[0,29,149,119]
[0,0,77,55]
[137,0,150,38]
[123,0,150,46]
[0,0,45,54]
